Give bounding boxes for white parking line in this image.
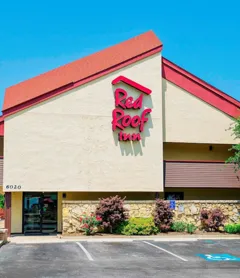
[78,238,133,242]
[152,238,197,242]
[76,242,94,261]
[143,241,188,262]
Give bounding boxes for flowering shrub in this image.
[200,208,226,232]
[96,195,128,233]
[79,213,102,235]
[0,208,4,219]
[154,199,174,232]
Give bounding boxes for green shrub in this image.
[113,221,128,234]
[121,217,159,236]
[224,223,240,234]
[171,221,187,232]
[0,194,4,209]
[186,223,197,234]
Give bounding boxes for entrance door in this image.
[23,192,57,234]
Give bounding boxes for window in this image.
[165,192,184,200]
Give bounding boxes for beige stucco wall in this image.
[164,143,233,160]
[3,53,163,192]
[11,192,22,233]
[163,79,237,144]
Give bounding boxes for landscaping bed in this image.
[63,195,240,237]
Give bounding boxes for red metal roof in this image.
[1,30,240,124]
[3,31,162,113]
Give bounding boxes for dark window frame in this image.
[164,192,184,200]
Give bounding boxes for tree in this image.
[226,117,240,171]
[0,194,4,209]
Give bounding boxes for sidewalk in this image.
[0,228,8,247]
[0,240,6,247]
[8,233,240,244]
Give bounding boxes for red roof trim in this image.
[0,117,4,136]
[3,47,161,118]
[162,57,240,118]
[112,76,152,95]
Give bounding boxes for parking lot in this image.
[0,239,240,277]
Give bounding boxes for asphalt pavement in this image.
[0,239,240,278]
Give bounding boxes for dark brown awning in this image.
[164,161,240,188]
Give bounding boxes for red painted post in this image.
[5,192,11,236]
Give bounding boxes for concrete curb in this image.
[60,234,240,240]
[8,234,240,244]
[0,240,8,248]
[60,235,240,242]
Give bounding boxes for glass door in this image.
[23,192,57,234]
[23,192,42,234]
[41,193,58,234]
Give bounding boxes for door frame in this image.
[22,192,58,235]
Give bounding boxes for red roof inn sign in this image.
[111,76,152,141]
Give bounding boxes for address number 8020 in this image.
[6,185,22,190]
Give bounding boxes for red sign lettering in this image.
[112,108,151,132]
[112,82,152,141]
[115,88,143,109]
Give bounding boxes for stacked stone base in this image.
[0,229,8,241]
[62,200,240,235]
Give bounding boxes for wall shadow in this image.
[141,113,153,147]
[113,131,143,156]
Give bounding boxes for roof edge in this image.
[3,46,162,117]
[162,57,240,118]
[3,30,162,112]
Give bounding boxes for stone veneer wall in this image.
[62,200,240,234]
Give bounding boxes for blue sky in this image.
[1,0,239,111]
